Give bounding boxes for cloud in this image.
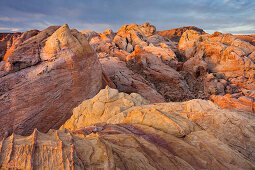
[0,17,19,22]
[207,25,255,34]
[0,27,21,32]
[0,0,254,34]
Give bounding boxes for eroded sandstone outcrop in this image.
[82,23,255,112]
[0,24,103,138]
[179,30,255,112]
[61,87,255,165]
[100,57,165,103]
[1,87,254,169]
[158,26,205,42]
[0,32,22,61]
[83,23,197,102]
[235,34,255,46]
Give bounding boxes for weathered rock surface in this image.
[81,23,255,112]
[1,23,255,169]
[235,34,255,46]
[84,23,198,103]
[179,30,255,112]
[179,31,255,77]
[211,94,255,113]
[113,22,176,53]
[126,45,193,101]
[62,87,255,164]
[0,32,22,61]
[0,24,103,138]
[1,87,255,169]
[158,26,205,42]
[0,30,40,77]
[100,57,165,103]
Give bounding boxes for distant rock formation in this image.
[0,32,22,61]
[1,87,254,169]
[0,24,103,138]
[158,26,205,42]
[235,34,255,46]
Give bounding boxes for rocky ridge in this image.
[158,26,205,42]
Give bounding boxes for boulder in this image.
[235,34,255,46]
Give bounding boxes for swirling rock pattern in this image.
[0,24,103,138]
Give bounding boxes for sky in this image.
[0,0,254,34]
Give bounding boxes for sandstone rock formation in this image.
[1,87,255,169]
[0,24,103,138]
[1,22,255,169]
[235,34,255,46]
[0,32,22,61]
[158,26,205,42]
[62,87,255,165]
[83,23,198,103]
[126,45,193,101]
[100,57,165,103]
[81,23,255,113]
[179,30,255,112]
[113,22,176,53]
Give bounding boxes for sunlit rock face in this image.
[0,32,22,61]
[0,30,39,76]
[62,87,255,165]
[178,30,255,112]
[0,24,103,138]
[81,23,255,112]
[235,34,255,46]
[179,30,255,77]
[83,23,195,103]
[158,26,205,42]
[1,87,255,169]
[113,22,176,52]
[0,23,255,169]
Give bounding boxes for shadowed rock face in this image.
[0,24,103,138]
[1,87,255,169]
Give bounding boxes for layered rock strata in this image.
[0,87,254,169]
[0,24,103,138]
